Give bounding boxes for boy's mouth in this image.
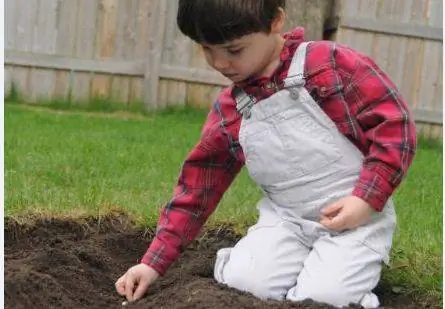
[222,73,237,78]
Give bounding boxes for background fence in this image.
[4,0,443,138]
[335,0,443,138]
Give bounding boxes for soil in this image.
[5,213,441,309]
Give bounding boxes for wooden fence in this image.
[4,0,443,138]
[335,0,443,139]
[4,0,333,107]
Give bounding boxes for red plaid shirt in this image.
[142,28,417,276]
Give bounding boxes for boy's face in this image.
[201,33,283,83]
[200,9,285,83]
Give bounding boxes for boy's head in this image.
[177,0,287,83]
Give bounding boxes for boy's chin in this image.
[228,75,249,84]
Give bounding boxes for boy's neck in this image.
[247,35,286,82]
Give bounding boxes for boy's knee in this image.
[286,280,358,308]
[214,247,286,301]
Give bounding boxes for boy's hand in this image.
[320,196,375,231]
[115,264,160,302]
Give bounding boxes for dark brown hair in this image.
[177,0,286,44]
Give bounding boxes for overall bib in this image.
[213,42,396,309]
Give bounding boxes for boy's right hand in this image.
[115,263,160,302]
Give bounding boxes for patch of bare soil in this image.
[4,214,441,309]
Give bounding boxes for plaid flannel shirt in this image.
[141,27,417,276]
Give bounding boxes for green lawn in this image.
[5,103,442,296]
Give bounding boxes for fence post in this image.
[143,0,168,110]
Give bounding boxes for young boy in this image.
[115,1,417,308]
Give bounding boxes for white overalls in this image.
[213,42,396,309]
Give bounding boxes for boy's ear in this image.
[271,7,286,34]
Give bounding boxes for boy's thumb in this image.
[133,280,150,301]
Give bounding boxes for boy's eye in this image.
[228,48,243,55]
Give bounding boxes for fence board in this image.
[4,0,442,135]
[335,0,442,137]
[55,0,79,100]
[128,0,151,103]
[144,0,168,109]
[111,0,138,104]
[29,0,59,101]
[417,41,442,112]
[72,0,99,103]
[5,0,17,95]
[12,0,40,100]
[91,0,118,99]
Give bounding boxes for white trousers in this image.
[214,200,385,308]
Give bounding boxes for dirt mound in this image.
[4,214,440,309]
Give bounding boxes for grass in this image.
[4,102,442,297]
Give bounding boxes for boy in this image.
[115,1,417,308]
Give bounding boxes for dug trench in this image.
[5,213,440,309]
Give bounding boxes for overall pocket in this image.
[274,110,343,178]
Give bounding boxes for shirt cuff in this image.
[140,237,177,276]
[352,167,394,212]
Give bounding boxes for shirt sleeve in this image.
[335,44,417,211]
[140,98,243,276]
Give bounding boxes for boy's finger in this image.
[322,213,347,231]
[321,202,343,216]
[115,279,126,296]
[125,273,136,301]
[133,279,150,301]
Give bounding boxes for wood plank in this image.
[5,51,146,76]
[431,124,443,140]
[5,0,17,50]
[5,50,231,87]
[130,0,151,105]
[55,0,79,100]
[350,0,377,57]
[385,0,412,100]
[30,0,59,101]
[358,0,378,18]
[433,44,443,113]
[163,0,189,107]
[143,0,168,109]
[53,70,71,100]
[340,17,442,41]
[92,0,118,99]
[161,65,231,87]
[401,38,425,110]
[72,0,99,103]
[380,0,405,86]
[370,33,391,72]
[129,77,143,102]
[427,0,443,28]
[5,0,17,97]
[412,108,442,124]
[341,0,360,16]
[15,0,38,52]
[5,66,13,97]
[13,0,39,100]
[157,79,169,107]
[110,0,138,104]
[56,0,79,56]
[417,40,442,113]
[187,84,222,109]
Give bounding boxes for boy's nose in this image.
[213,58,230,71]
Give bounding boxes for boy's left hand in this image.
[320,196,375,231]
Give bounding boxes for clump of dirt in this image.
[4,214,440,309]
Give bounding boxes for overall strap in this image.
[233,86,257,119]
[283,41,311,89]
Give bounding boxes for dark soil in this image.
[5,213,441,309]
